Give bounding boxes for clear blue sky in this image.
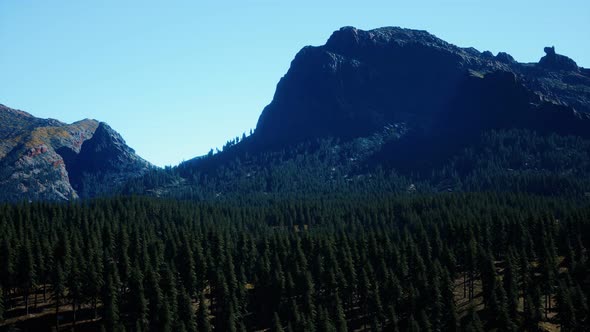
[1,1,588,167]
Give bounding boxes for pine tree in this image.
[464,305,484,332]
[0,287,4,321]
[52,263,65,329]
[145,269,166,331]
[479,248,496,308]
[0,239,13,299]
[272,312,285,332]
[177,237,197,296]
[317,307,336,332]
[103,273,120,331]
[503,254,519,319]
[418,309,432,332]
[334,294,348,332]
[16,240,35,315]
[523,293,541,331]
[68,245,84,327]
[128,265,149,331]
[571,283,588,327]
[387,305,399,332]
[556,281,576,331]
[408,315,421,332]
[158,265,177,332]
[490,282,517,331]
[177,285,197,332]
[196,293,212,332]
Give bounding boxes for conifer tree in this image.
[408,315,421,332]
[418,309,432,332]
[272,312,285,332]
[128,265,149,331]
[0,239,13,297]
[503,254,519,319]
[464,305,484,332]
[571,283,588,327]
[197,293,212,332]
[0,287,4,321]
[145,269,166,330]
[103,273,120,331]
[523,293,541,331]
[177,238,197,296]
[556,281,576,331]
[388,304,399,332]
[177,285,197,332]
[51,263,66,329]
[317,307,336,332]
[16,240,35,315]
[334,294,348,332]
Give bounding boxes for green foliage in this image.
[122,129,590,201]
[0,192,589,330]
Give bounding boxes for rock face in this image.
[253,26,590,150]
[538,46,579,72]
[0,104,151,201]
[57,122,152,197]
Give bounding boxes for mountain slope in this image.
[150,26,590,199]
[254,26,590,149]
[0,104,151,201]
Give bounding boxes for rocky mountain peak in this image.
[325,26,450,54]
[254,26,590,151]
[85,122,132,154]
[0,107,151,201]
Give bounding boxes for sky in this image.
[1,1,589,167]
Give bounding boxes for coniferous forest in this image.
[1,193,589,331]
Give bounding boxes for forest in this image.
[0,193,589,331]
[119,129,590,201]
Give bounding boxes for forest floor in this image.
[0,287,101,332]
[452,260,561,332]
[1,263,565,332]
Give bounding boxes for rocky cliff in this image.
[0,104,151,201]
[253,27,590,150]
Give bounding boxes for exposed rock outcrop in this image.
[538,46,579,72]
[0,105,151,201]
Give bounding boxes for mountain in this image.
[254,26,590,148]
[4,26,590,201]
[0,104,152,201]
[150,26,590,199]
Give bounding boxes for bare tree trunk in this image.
[545,294,548,319]
[469,271,475,301]
[463,271,467,298]
[24,289,29,315]
[93,298,98,319]
[56,295,60,330]
[72,298,77,329]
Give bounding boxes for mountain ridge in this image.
[0,104,152,201]
[253,26,589,150]
[3,26,590,201]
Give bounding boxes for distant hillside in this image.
[0,104,152,201]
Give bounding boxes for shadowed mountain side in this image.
[158,26,590,199]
